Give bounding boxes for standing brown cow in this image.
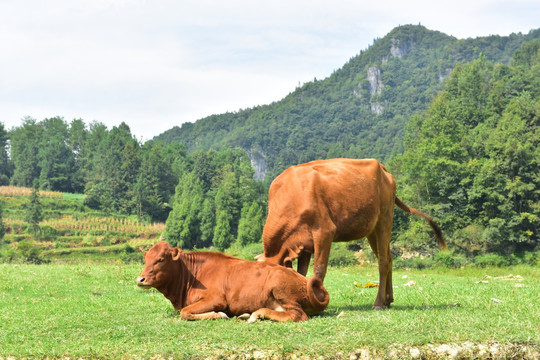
[137,241,329,322]
[259,158,446,309]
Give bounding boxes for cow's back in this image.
[263,159,396,257]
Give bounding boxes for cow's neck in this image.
[158,253,205,310]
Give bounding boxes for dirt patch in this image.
[381,342,538,360]
[218,343,538,360]
[2,343,538,359]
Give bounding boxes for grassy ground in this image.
[0,263,538,359]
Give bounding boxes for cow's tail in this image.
[395,196,447,250]
[305,277,330,314]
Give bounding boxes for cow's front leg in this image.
[180,300,229,320]
[312,227,335,281]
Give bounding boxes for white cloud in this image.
[1,0,539,139]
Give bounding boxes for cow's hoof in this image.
[372,305,386,311]
[218,312,229,319]
[247,314,260,323]
[237,313,251,320]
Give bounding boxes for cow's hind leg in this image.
[247,306,308,323]
[367,218,394,310]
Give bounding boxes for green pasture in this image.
[0,263,538,359]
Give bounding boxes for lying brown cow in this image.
[259,158,446,310]
[136,241,329,322]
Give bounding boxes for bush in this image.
[452,224,485,255]
[39,225,58,241]
[54,241,68,249]
[328,242,358,267]
[474,253,510,267]
[226,242,264,261]
[120,244,143,263]
[433,251,466,268]
[0,244,19,262]
[17,239,48,264]
[394,256,434,269]
[523,251,539,266]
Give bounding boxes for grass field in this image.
[1,262,538,359]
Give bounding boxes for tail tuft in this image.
[305,277,330,314]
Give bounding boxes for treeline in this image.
[0,119,266,248]
[0,119,183,222]
[390,41,540,255]
[164,149,265,250]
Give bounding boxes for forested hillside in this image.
[390,41,540,257]
[156,25,540,182]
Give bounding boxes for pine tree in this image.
[213,210,234,251]
[236,201,264,246]
[24,183,44,239]
[0,200,6,240]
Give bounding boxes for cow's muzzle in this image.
[136,276,152,289]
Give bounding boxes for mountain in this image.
[155,25,540,182]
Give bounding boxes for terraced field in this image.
[1,186,163,262]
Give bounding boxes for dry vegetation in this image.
[41,215,165,235]
[0,186,62,198]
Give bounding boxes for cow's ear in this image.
[171,247,182,261]
[143,251,147,258]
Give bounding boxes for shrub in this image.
[523,251,539,266]
[39,225,58,241]
[433,251,466,268]
[452,224,485,255]
[54,241,68,249]
[328,242,358,267]
[0,244,19,262]
[474,253,510,267]
[227,242,264,261]
[17,239,48,264]
[120,244,143,263]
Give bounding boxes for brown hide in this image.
[260,158,446,309]
[136,241,329,322]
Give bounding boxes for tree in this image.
[0,123,12,185]
[213,209,234,251]
[24,183,44,239]
[85,122,140,214]
[198,198,215,248]
[68,118,89,193]
[135,141,183,222]
[38,117,75,192]
[0,200,6,240]
[163,147,266,251]
[393,48,539,255]
[10,117,41,187]
[165,172,204,249]
[236,201,264,246]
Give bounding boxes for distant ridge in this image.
[155,25,540,181]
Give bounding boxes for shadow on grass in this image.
[318,302,459,317]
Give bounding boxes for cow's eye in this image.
[156,258,165,264]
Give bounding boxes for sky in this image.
[1,1,539,141]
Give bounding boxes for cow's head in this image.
[136,241,182,289]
